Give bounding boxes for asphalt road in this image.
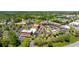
[65,41,79,47]
[29,38,34,47]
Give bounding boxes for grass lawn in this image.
[33,37,79,47]
[53,37,79,47]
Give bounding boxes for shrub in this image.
[48,41,53,47]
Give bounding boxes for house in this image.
[51,29,60,33]
[41,21,61,27]
[60,25,70,29]
[76,20,79,22]
[69,22,79,27]
[64,14,75,18]
[77,15,79,17]
[60,25,70,32]
[19,29,32,40]
[69,21,79,30]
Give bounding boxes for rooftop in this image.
[60,25,70,29]
[21,29,32,33]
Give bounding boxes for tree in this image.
[19,38,30,47]
[9,31,20,47]
[0,39,2,47]
[0,29,2,37]
[63,33,73,42]
[34,37,47,46]
[48,41,53,47]
[14,17,22,23]
[34,37,42,46]
[1,38,9,47]
[0,30,9,47]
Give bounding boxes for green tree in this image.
[34,37,43,46]
[1,38,9,47]
[9,31,20,47]
[0,39,2,47]
[1,30,9,47]
[19,38,30,47]
[14,17,22,23]
[63,33,75,42]
[48,41,53,47]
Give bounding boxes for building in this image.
[32,24,40,29]
[69,21,79,30]
[60,25,70,32]
[69,22,79,27]
[40,21,61,33]
[60,25,70,29]
[19,29,32,40]
[64,14,75,18]
[19,24,40,40]
[31,24,40,33]
[41,21,61,27]
[76,20,79,22]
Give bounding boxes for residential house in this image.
[64,14,75,18]
[60,25,70,32]
[41,21,61,27]
[69,21,79,30]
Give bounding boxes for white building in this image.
[19,24,40,40]
[60,25,70,32]
[69,21,79,30]
[30,28,36,33]
[60,25,70,29]
[69,22,79,27]
[64,14,75,18]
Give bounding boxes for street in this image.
[65,41,79,47]
[29,38,34,47]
